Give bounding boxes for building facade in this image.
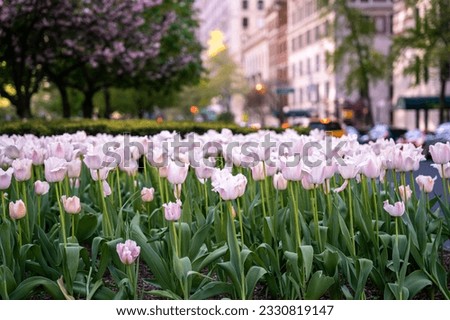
[286,0,393,126]
[392,0,450,131]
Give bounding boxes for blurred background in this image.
[0,0,449,142]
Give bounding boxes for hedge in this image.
[0,119,310,137]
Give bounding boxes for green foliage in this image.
[0,119,309,136]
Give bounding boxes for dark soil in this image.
[28,250,450,300]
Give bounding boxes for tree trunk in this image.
[16,95,32,119]
[103,87,111,119]
[439,62,449,123]
[55,82,71,118]
[82,91,95,118]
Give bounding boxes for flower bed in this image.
[0,129,449,300]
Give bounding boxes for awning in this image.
[396,96,450,110]
[284,109,311,118]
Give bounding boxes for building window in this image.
[307,58,311,75]
[292,64,296,79]
[325,81,330,99]
[242,0,248,10]
[316,54,320,72]
[299,61,303,76]
[375,16,386,33]
[257,0,264,10]
[299,88,303,104]
[315,26,320,40]
[306,30,311,45]
[242,17,248,29]
[298,35,303,49]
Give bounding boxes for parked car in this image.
[308,118,345,137]
[359,124,407,143]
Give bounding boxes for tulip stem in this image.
[55,183,67,247]
[371,179,379,249]
[71,215,75,239]
[116,168,123,209]
[170,221,179,257]
[97,170,113,238]
[17,220,23,248]
[203,179,209,211]
[1,191,6,221]
[21,182,30,243]
[312,187,322,252]
[237,199,244,247]
[347,180,356,257]
[178,218,182,257]
[260,181,267,219]
[289,183,301,249]
[37,195,41,228]
[441,164,448,205]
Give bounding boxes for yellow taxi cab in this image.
[307,118,345,138]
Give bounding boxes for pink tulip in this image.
[383,200,405,217]
[167,160,189,185]
[338,160,360,180]
[61,195,81,214]
[398,185,412,202]
[30,148,46,165]
[67,159,82,178]
[360,155,381,179]
[431,163,450,179]
[141,187,155,202]
[159,166,168,178]
[273,173,288,190]
[9,199,27,220]
[195,163,215,180]
[333,179,349,193]
[0,167,14,190]
[212,170,247,201]
[163,199,182,221]
[34,180,50,195]
[83,153,103,170]
[102,180,112,197]
[12,158,33,181]
[251,162,266,181]
[116,239,141,265]
[429,142,450,164]
[90,167,111,181]
[44,157,67,182]
[280,156,303,181]
[415,175,436,193]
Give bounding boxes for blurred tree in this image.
[392,0,450,123]
[322,0,387,127]
[0,1,52,118]
[175,49,248,116]
[0,0,202,119]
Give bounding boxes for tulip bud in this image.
[415,175,436,193]
[163,199,182,221]
[61,195,81,214]
[102,180,112,197]
[429,142,450,164]
[383,200,405,217]
[398,185,412,202]
[12,158,33,182]
[34,180,50,195]
[9,200,27,220]
[251,162,266,181]
[116,239,141,265]
[0,167,14,190]
[141,187,155,202]
[273,173,288,190]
